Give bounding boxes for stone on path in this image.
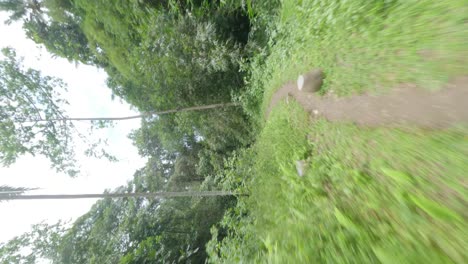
[295,160,307,177]
[297,69,324,93]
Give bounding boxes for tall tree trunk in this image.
[19,102,240,122]
[0,191,242,201]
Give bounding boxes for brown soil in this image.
[266,76,468,128]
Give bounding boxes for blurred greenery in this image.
[1,0,467,263]
[207,0,468,263]
[209,102,467,263]
[239,0,468,119]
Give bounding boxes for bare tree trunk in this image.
[1,191,242,201]
[20,102,240,122]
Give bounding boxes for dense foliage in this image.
[0,0,261,262]
[3,0,466,263]
[0,157,237,263]
[0,46,118,176]
[0,47,79,175]
[205,0,468,263]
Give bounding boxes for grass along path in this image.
[249,0,468,119]
[248,102,467,263]
[208,0,468,263]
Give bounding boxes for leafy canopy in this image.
[0,47,79,175]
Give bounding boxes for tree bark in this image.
[1,191,243,201]
[19,102,240,122]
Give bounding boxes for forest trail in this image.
[267,76,468,128]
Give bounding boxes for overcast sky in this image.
[0,12,146,244]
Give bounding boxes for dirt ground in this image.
[267,76,468,128]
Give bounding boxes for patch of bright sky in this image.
[0,12,146,243]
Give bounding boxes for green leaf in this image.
[334,208,359,233]
[409,194,462,222]
[381,167,413,186]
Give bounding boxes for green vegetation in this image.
[243,0,468,117]
[1,0,467,263]
[1,1,256,262]
[207,0,468,263]
[209,102,467,263]
[0,47,78,175]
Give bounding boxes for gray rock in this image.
[295,160,307,177]
[297,69,324,93]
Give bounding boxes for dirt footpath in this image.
[267,76,468,128]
